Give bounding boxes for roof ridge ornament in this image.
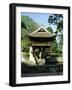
[30,26,52,34]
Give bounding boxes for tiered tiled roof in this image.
[28,26,55,38]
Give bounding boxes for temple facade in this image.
[28,27,55,65]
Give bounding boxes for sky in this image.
[21,12,57,32]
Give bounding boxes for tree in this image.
[48,14,63,37]
[21,16,39,33]
[47,27,53,33]
[21,21,27,29]
[21,16,39,53]
[48,14,63,56]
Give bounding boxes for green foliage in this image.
[48,14,63,36]
[21,28,28,40]
[47,27,53,33]
[21,16,39,33]
[51,39,62,57]
[47,26,62,57]
[21,16,39,52]
[57,20,63,31]
[48,14,63,26]
[48,14,63,56]
[21,21,27,29]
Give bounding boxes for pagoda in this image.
[27,26,55,65]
